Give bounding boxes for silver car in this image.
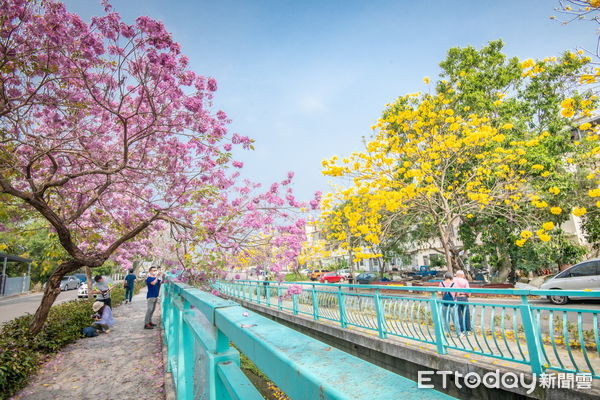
[540,259,600,304]
[60,275,80,291]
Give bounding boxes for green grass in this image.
[283,273,307,282]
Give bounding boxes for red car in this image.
[319,272,346,283]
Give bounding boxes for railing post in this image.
[166,290,180,373]
[311,284,319,320]
[162,284,170,346]
[519,295,545,376]
[374,289,387,339]
[292,293,299,315]
[277,285,282,311]
[430,292,447,355]
[338,286,347,328]
[216,328,230,353]
[257,282,262,305]
[266,283,271,307]
[177,298,193,399]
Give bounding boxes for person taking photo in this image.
[144,266,162,329]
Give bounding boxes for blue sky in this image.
[66,0,593,200]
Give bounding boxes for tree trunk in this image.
[85,266,93,300]
[30,260,81,334]
[436,222,454,274]
[492,245,512,283]
[348,248,354,275]
[440,239,454,274]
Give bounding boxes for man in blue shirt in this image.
[124,268,136,304]
[144,266,162,329]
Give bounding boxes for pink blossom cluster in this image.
[0,0,322,277]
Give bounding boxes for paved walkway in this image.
[10,289,165,400]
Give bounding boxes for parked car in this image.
[309,269,328,281]
[356,272,378,284]
[60,275,80,291]
[540,259,600,304]
[78,282,96,298]
[77,276,113,298]
[337,269,351,279]
[319,272,346,283]
[73,273,87,283]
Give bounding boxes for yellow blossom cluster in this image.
[321,88,599,253]
[297,233,332,266]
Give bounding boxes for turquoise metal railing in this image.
[162,277,455,400]
[215,279,600,379]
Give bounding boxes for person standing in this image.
[453,270,471,334]
[144,266,162,330]
[124,268,136,304]
[439,272,461,337]
[92,275,112,308]
[262,271,271,299]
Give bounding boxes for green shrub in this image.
[0,315,39,398]
[0,280,144,399]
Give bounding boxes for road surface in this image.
[0,289,81,324]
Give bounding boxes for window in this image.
[567,263,598,277]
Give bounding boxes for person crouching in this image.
[92,301,114,333]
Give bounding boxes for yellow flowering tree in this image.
[322,41,599,274]
[554,1,600,255]
[319,194,374,273]
[297,227,332,270]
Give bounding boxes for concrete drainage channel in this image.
[226,296,600,400]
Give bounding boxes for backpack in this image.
[82,326,98,337]
[441,282,455,303]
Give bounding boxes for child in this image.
[92,301,114,333]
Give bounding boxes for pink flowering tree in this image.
[0,0,314,333]
[164,173,321,285]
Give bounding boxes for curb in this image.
[0,291,33,302]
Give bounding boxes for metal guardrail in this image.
[162,277,454,400]
[214,279,600,380]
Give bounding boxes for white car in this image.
[77,276,113,298]
[78,283,96,298]
[337,269,352,279]
[540,259,600,304]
